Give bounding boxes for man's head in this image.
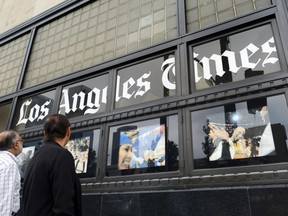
[0,130,23,156]
[44,114,71,147]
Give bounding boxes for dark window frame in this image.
[66,126,103,181]
[58,72,111,120]
[0,101,13,131]
[100,110,184,182]
[187,17,287,95]
[110,48,181,112]
[185,88,288,177]
[11,89,57,131]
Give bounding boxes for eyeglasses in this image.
[14,138,24,145]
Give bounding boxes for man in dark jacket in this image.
[23,114,82,216]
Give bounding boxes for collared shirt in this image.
[0,151,21,216]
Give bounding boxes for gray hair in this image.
[0,130,19,150]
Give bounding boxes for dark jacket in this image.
[23,140,82,216]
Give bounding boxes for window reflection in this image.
[115,54,176,109]
[12,91,55,130]
[193,24,280,90]
[106,115,179,176]
[17,140,42,180]
[65,129,100,178]
[191,95,288,169]
[0,103,11,131]
[59,75,109,118]
[18,130,100,180]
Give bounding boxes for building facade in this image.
[1,0,288,215]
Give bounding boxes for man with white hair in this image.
[0,130,23,216]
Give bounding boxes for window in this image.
[186,0,272,32]
[18,129,101,179]
[0,34,30,96]
[191,94,288,169]
[65,129,101,178]
[59,74,109,118]
[0,103,11,131]
[192,24,280,90]
[17,139,41,179]
[115,53,176,109]
[23,0,177,88]
[106,115,179,176]
[12,90,56,130]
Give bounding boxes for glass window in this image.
[65,129,100,178]
[0,34,30,96]
[59,74,109,118]
[191,94,288,169]
[115,53,176,109]
[18,129,100,179]
[0,103,11,131]
[106,115,179,176]
[12,90,56,130]
[17,139,41,179]
[192,24,280,90]
[23,0,177,88]
[186,0,272,32]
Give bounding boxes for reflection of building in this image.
[12,94,54,130]
[1,1,288,215]
[59,85,91,119]
[25,95,54,128]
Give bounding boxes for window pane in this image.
[192,24,280,90]
[0,103,11,131]
[65,129,100,178]
[12,90,56,130]
[186,0,272,32]
[191,94,288,169]
[106,115,179,176]
[23,0,177,88]
[59,74,109,118]
[17,140,41,179]
[115,53,176,109]
[0,34,30,96]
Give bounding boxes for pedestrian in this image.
[0,130,23,216]
[23,114,82,216]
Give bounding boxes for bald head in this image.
[0,130,23,156]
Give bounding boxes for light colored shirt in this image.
[258,122,275,156]
[0,151,21,216]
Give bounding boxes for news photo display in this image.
[106,115,179,176]
[191,94,288,169]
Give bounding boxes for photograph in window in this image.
[117,124,166,170]
[65,129,100,178]
[66,136,90,173]
[17,146,35,178]
[107,115,179,176]
[191,95,288,169]
[17,139,42,179]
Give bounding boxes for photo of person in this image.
[117,124,166,170]
[118,133,133,170]
[200,98,277,161]
[66,137,90,173]
[17,146,35,178]
[207,124,250,161]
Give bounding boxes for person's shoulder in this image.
[0,151,15,165]
[41,142,70,156]
[38,143,74,165]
